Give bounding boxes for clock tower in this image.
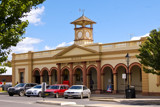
[71,15,96,45]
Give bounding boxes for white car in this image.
[25,85,43,97]
[64,85,91,99]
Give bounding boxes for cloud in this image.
[45,41,74,50]
[11,37,42,53]
[7,37,42,60]
[21,6,45,25]
[131,33,149,40]
[56,41,74,48]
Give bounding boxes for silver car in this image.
[64,85,91,99]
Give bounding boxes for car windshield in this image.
[48,85,59,89]
[15,83,25,88]
[33,85,41,89]
[69,86,82,89]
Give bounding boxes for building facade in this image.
[12,15,160,95]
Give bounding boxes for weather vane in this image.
[79,9,85,16]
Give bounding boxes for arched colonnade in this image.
[32,62,142,93]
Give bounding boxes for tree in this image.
[3,61,11,67]
[136,29,160,75]
[0,0,45,74]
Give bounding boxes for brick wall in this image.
[0,75,12,82]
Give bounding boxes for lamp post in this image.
[125,53,136,98]
[125,53,130,90]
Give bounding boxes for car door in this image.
[62,86,67,95]
[59,86,64,95]
[83,86,89,97]
[25,84,31,90]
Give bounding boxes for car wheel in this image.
[9,93,13,96]
[27,95,30,97]
[19,91,25,96]
[55,93,59,98]
[88,93,91,98]
[38,92,42,97]
[80,93,83,99]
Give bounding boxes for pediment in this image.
[53,44,98,58]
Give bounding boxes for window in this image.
[65,86,69,89]
[20,72,24,83]
[60,86,64,89]
[31,84,36,87]
[25,84,30,87]
[83,86,87,90]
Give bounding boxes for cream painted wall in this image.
[149,74,160,92]
[85,45,100,52]
[15,62,28,65]
[33,64,57,70]
[15,54,28,60]
[101,57,139,68]
[33,49,63,59]
[33,60,55,64]
[15,66,28,83]
[63,48,92,56]
[101,59,126,68]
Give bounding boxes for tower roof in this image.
[71,15,96,25]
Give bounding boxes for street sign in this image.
[122,73,126,79]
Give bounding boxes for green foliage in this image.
[136,29,160,75]
[0,67,7,74]
[3,61,11,67]
[0,0,45,74]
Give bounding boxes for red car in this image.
[44,84,69,98]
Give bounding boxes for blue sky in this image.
[10,0,160,56]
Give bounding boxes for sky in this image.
[9,0,160,59]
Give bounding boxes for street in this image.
[0,94,117,107]
[0,94,160,107]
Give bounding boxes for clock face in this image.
[86,31,90,39]
[78,31,82,39]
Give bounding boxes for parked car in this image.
[44,84,69,98]
[7,83,37,96]
[25,84,49,97]
[64,85,91,99]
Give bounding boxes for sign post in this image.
[41,82,46,101]
[122,73,126,98]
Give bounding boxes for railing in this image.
[102,40,141,51]
[15,53,28,60]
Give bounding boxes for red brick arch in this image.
[49,67,58,76]
[61,66,71,75]
[40,67,50,76]
[73,65,83,75]
[86,65,97,75]
[32,68,41,76]
[114,63,128,73]
[101,64,114,74]
[129,62,141,73]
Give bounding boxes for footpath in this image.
[90,94,160,105]
[36,94,160,107]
